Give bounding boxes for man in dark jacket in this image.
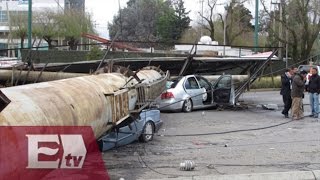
[291,70,307,120]
[307,67,320,118]
[280,68,293,118]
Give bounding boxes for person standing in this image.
[292,67,298,74]
[280,68,293,118]
[307,67,320,118]
[291,70,308,120]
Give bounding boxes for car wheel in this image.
[139,121,154,142]
[182,99,193,112]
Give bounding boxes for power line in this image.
[157,120,293,137]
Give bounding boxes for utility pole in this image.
[254,0,259,53]
[271,0,283,60]
[279,1,283,60]
[28,0,32,49]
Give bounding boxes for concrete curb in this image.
[142,170,320,180]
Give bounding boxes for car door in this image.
[114,120,140,147]
[100,116,145,151]
[196,76,213,105]
[133,114,146,137]
[184,76,203,107]
[212,75,235,106]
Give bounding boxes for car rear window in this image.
[169,78,182,88]
[299,65,317,72]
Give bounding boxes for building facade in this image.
[0,0,66,57]
[64,0,85,12]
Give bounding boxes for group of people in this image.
[280,66,320,120]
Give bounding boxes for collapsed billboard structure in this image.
[0,66,168,138]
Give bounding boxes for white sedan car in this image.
[157,75,235,112]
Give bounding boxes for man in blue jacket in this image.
[307,67,320,118]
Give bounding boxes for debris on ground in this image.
[180,160,195,171]
[262,104,279,110]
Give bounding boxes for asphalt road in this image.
[103,91,320,180]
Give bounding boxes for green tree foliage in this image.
[11,10,95,50]
[57,10,94,50]
[157,0,191,44]
[261,0,320,62]
[156,1,177,44]
[86,46,103,60]
[109,0,159,43]
[108,0,190,47]
[172,0,191,40]
[218,1,253,45]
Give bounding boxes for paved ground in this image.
[103,91,320,180]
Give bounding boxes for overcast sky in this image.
[85,0,267,39]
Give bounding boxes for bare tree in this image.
[10,12,28,48]
[198,0,219,40]
[33,10,60,49]
[57,10,94,50]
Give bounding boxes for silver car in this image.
[157,75,235,112]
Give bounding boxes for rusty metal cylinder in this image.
[0,68,166,138]
[0,69,87,83]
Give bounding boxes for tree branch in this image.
[198,12,211,24]
[217,13,224,29]
[260,0,297,44]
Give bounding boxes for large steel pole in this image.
[0,68,167,138]
[254,0,259,53]
[28,0,32,48]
